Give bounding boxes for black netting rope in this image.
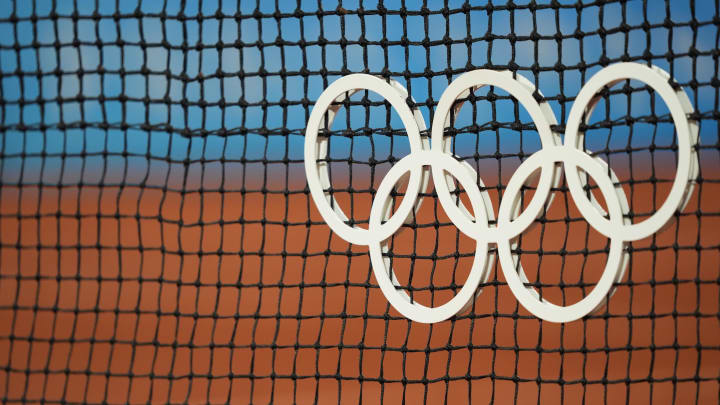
[0,1,718,404]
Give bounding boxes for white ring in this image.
[367,150,492,323]
[497,147,628,323]
[564,63,698,242]
[430,69,562,242]
[304,74,429,245]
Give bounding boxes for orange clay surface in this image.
[0,170,718,404]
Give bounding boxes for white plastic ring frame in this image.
[304,74,430,246]
[304,63,699,324]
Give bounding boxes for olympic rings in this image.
[304,63,698,323]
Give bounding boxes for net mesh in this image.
[1,0,719,404]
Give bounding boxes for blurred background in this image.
[0,0,718,403]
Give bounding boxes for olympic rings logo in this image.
[304,63,698,323]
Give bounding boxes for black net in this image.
[1,0,719,404]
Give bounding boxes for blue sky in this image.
[0,0,717,190]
